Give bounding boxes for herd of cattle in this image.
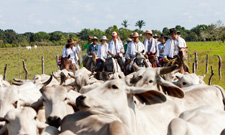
[0,61,225,135]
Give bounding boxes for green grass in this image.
[0,42,224,88]
[187,41,225,88]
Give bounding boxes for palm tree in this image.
[135,20,146,30]
[121,20,129,28]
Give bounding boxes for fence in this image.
[189,53,222,85]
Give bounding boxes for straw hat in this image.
[67,39,76,45]
[92,36,98,41]
[100,36,108,42]
[88,36,93,40]
[144,30,153,35]
[153,34,159,38]
[132,32,142,38]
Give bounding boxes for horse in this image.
[160,46,189,74]
[60,55,77,72]
[82,54,97,71]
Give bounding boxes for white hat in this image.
[100,36,108,41]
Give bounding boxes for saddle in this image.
[104,57,114,72]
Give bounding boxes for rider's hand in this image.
[76,41,81,44]
[155,57,158,61]
[160,49,164,53]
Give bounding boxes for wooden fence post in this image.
[194,52,198,70]
[42,56,44,74]
[206,54,208,74]
[192,63,195,73]
[208,66,214,85]
[217,55,222,80]
[3,64,8,80]
[23,60,29,79]
[56,55,59,68]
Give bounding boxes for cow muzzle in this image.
[47,116,61,128]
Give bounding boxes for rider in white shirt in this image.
[95,36,109,71]
[108,31,125,71]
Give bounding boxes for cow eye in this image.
[183,82,187,85]
[34,116,37,120]
[149,80,153,83]
[64,97,68,101]
[13,101,18,108]
[112,85,118,89]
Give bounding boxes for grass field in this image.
[0,41,224,88]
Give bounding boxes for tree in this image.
[162,27,169,35]
[30,32,50,42]
[135,20,146,30]
[4,29,17,44]
[50,31,63,41]
[121,20,129,28]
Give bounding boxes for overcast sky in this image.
[0,0,224,33]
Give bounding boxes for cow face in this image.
[0,107,41,135]
[40,85,74,128]
[175,73,206,88]
[76,79,166,117]
[0,86,19,118]
[128,66,184,98]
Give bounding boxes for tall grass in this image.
[0,42,224,88]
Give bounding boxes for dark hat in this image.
[160,34,168,39]
[153,34,159,38]
[67,39,76,45]
[169,28,180,35]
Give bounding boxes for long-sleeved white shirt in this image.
[125,41,133,59]
[143,38,159,57]
[97,43,108,61]
[129,41,145,59]
[62,44,81,64]
[108,39,124,57]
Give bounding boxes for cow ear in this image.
[0,117,8,123]
[128,87,166,105]
[134,91,166,105]
[30,98,44,112]
[157,77,184,98]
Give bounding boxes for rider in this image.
[127,32,145,70]
[84,36,93,50]
[95,36,109,71]
[108,31,125,71]
[62,39,81,70]
[163,28,186,59]
[87,36,99,69]
[143,30,159,60]
[158,34,168,60]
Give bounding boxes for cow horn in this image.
[68,73,75,79]
[42,74,53,86]
[52,72,60,79]
[159,65,178,75]
[13,78,23,82]
[12,82,24,86]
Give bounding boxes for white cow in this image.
[0,107,58,135]
[76,77,225,135]
[168,105,225,135]
[34,45,38,49]
[0,75,10,87]
[31,75,81,128]
[26,46,31,50]
[60,111,130,135]
[173,72,206,88]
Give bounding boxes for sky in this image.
[0,0,225,33]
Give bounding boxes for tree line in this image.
[0,20,225,48]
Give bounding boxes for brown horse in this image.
[60,55,77,72]
[146,52,157,68]
[161,46,189,74]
